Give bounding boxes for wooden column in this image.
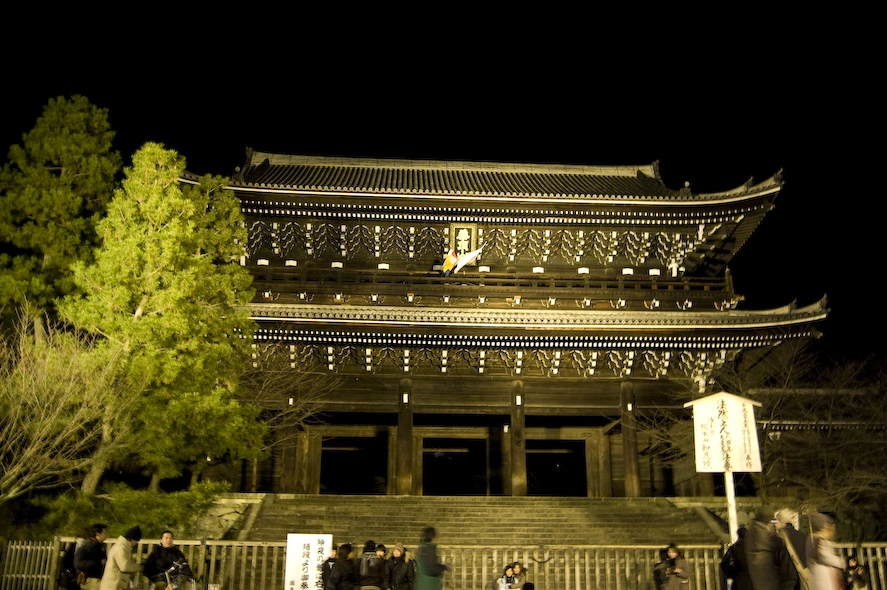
[510,381,527,496]
[621,381,641,497]
[501,426,512,496]
[278,428,297,493]
[586,429,613,497]
[396,378,414,495]
[698,473,716,496]
[292,429,322,494]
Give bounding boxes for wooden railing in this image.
[2,538,886,590]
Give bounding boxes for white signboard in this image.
[284,533,333,590]
[684,391,762,473]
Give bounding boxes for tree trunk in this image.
[190,465,203,488]
[80,458,108,496]
[149,472,161,492]
[81,411,119,495]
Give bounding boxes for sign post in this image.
[284,533,333,590]
[684,392,762,543]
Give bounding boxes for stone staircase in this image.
[239,494,724,547]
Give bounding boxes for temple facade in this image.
[207,150,828,497]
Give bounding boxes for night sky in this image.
[2,16,879,363]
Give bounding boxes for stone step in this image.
[241,495,721,546]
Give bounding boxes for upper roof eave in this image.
[222,150,784,205]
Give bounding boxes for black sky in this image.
[2,15,879,362]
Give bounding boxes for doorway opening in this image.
[320,434,387,494]
[527,439,587,496]
[423,438,487,495]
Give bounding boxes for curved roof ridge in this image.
[246,149,657,178]
[693,168,785,198]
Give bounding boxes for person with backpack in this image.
[358,540,388,590]
[74,523,109,590]
[57,527,89,590]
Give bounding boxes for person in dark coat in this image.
[653,543,690,590]
[746,506,782,590]
[775,508,809,590]
[386,543,416,590]
[359,541,388,590]
[721,527,752,590]
[321,543,337,588]
[74,523,109,590]
[142,530,192,590]
[325,542,357,590]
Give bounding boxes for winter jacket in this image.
[100,536,138,590]
[387,553,417,590]
[653,555,690,590]
[359,550,387,587]
[325,556,357,590]
[415,542,449,590]
[74,538,107,581]
[142,542,190,582]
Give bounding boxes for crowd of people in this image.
[321,526,537,590]
[58,522,541,590]
[716,505,870,590]
[58,523,194,590]
[54,512,871,590]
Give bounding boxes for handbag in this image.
[777,529,812,590]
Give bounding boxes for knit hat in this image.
[376,544,386,553]
[363,540,376,553]
[124,526,142,541]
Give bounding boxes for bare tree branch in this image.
[237,342,343,451]
[0,312,134,506]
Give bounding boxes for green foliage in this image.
[0,95,121,320]
[33,481,229,540]
[57,142,263,490]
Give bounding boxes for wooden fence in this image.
[2,538,886,590]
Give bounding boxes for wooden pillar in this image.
[510,381,527,496]
[279,428,298,493]
[621,381,641,497]
[412,431,424,496]
[501,426,512,496]
[292,429,322,494]
[698,473,716,496]
[586,429,613,497]
[396,379,414,495]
